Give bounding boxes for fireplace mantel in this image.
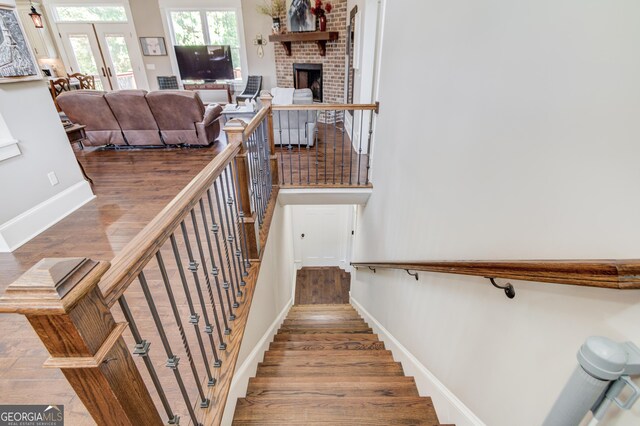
[269,32,339,57]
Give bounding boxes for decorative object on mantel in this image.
[257,0,286,34]
[269,31,338,56]
[0,5,41,83]
[310,0,332,32]
[287,0,315,32]
[28,2,43,28]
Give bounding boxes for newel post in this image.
[224,120,260,259]
[0,258,163,426]
[260,92,279,186]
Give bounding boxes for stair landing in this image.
[232,304,442,425]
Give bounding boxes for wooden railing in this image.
[261,94,379,187]
[351,260,640,290]
[0,108,278,426]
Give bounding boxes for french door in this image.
[58,23,145,91]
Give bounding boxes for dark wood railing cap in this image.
[0,257,110,315]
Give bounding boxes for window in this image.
[54,6,127,22]
[169,9,243,79]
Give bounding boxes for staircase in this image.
[232,304,443,425]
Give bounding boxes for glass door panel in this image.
[58,23,110,90]
[67,35,104,90]
[104,35,136,89]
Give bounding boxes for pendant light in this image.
[29,3,43,29]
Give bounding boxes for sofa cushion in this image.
[145,91,205,130]
[104,90,162,146]
[56,91,126,146]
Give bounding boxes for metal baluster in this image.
[341,110,346,184]
[306,109,311,184]
[219,174,244,298]
[163,241,216,382]
[155,251,213,403]
[223,166,249,278]
[297,109,302,185]
[357,110,365,185]
[137,271,202,426]
[223,167,247,286]
[190,209,226,352]
[259,123,269,218]
[287,111,293,184]
[333,109,337,184]
[315,124,319,184]
[118,295,178,425]
[231,158,252,270]
[278,110,284,185]
[261,120,273,205]
[349,110,356,185]
[213,180,240,310]
[253,130,265,224]
[179,220,221,367]
[206,188,235,325]
[171,228,228,348]
[324,111,328,184]
[366,109,374,185]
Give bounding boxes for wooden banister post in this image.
[260,92,279,185]
[224,120,260,259]
[0,258,163,426]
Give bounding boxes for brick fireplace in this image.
[275,0,347,104]
[293,63,323,102]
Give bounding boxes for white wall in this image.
[351,1,640,425]
[0,42,93,251]
[221,202,295,425]
[240,0,278,90]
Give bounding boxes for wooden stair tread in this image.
[269,341,386,350]
[273,333,379,342]
[256,361,404,377]
[247,376,419,398]
[263,352,395,363]
[278,328,373,334]
[283,319,367,325]
[232,397,439,425]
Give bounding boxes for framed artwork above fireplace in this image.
[287,0,316,32]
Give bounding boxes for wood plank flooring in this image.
[233,304,441,425]
[295,267,350,305]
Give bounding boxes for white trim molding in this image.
[0,139,21,162]
[350,296,486,426]
[0,181,95,252]
[221,298,293,426]
[278,188,372,206]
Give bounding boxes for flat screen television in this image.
[174,45,234,81]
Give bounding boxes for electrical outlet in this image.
[47,172,59,186]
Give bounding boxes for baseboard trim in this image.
[221,297,293,426]
[0,181,95,253]
[350,296,486,426]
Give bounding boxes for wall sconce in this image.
[29,3,43,29]
[253,34,267,58]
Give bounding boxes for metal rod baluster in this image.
[259,122,269,218]
[341,110,346,184]
[155,251,213,401]
[223,167,247,287]
[223,167,248,278]
[297,109,302,186]
[206,188,235,325]
[213,181,240,310]
[278,110,284,185]
[219,173,244,298]
[306,109,311,184]
[231,158,251,269]
[349,110,355,185]
[366,109,374,184]
[315,124,319,184]
[333,109,337,184]
[287,111,293,184]
[357,110,365,185]
[324,111,328,184]
[179,220,221,366]
[118,295,178,425]
[262,120,273,203]
[254,129,265,223]
[190,209,226,352]
[171,228,228,348]
[137,271,202,426]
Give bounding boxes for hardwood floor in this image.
[295,267,350,305]
[233,304,442,425]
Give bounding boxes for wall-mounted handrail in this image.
[272,102,379,112]
[350,260,640,289]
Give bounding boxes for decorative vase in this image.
[272,17,281,34]
[319,14,327,31]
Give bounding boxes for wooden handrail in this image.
[101,141,242,308]
[272,103,378,111]
[350,260,640,289]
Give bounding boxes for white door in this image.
[293,205,352,267]
[58,23,145,90]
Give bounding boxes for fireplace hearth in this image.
[293,63,322,102]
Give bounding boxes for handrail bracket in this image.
[406,269,419,281]
[487,277,515,299]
